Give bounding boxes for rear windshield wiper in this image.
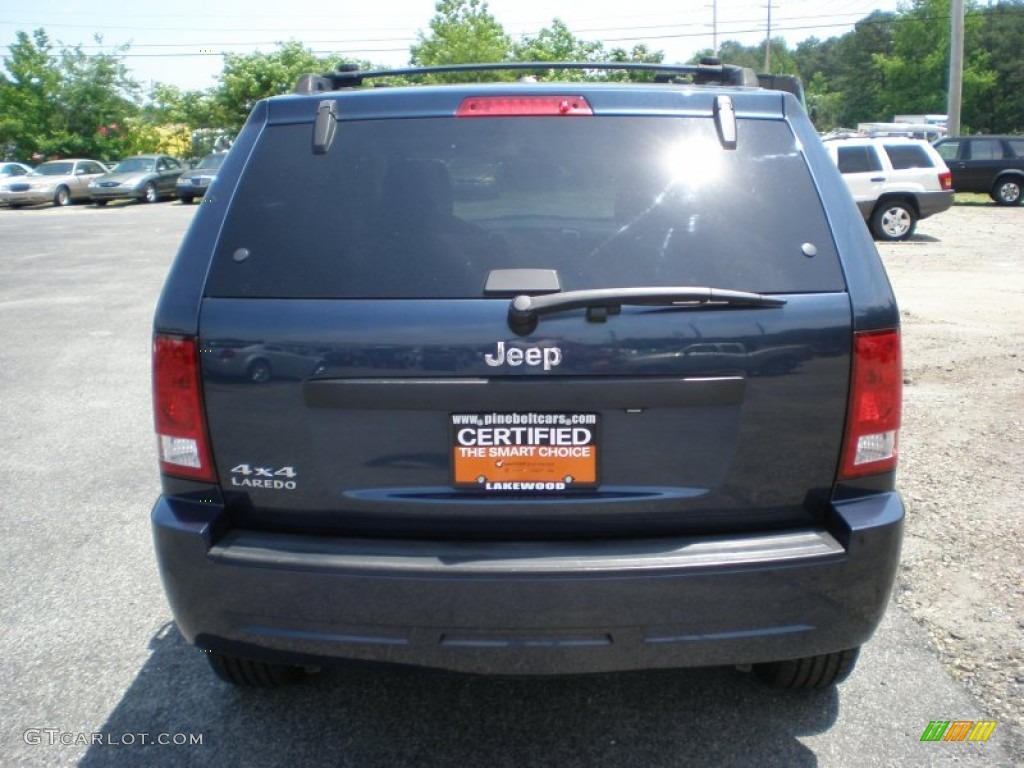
[507,287,786,335]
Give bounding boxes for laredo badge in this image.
[229,464,298,490]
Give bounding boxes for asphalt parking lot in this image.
[0,201,1017,767]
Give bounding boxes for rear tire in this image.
[870,201,916,241]
[93,200,108,207]
[991,176,1022,206]
[247,359,272,383]
[180,195,194,205]
[753,647,860,689]
[206,651,305,687]
[54,186,71,207]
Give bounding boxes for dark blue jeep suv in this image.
[151,62,904,688]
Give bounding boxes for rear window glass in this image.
[206,116,844,298]
[884,144,935,169]
[1007,139,1024,157]
[837,145,882,174]
[934,141,960,161]
[967,139,1005,161]
[197,152,227,170]
[35,162,74,176]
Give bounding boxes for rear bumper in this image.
[89,188,144,200]
[916,190,955,219]
[856,191,954,221]
[176,181,209,197]
[152,493,903,675]
[0,190,58,205]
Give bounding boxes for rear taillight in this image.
[153,334,215,482]
[939,170,953,191]
[839,329,902,479]
[456,96,593,117]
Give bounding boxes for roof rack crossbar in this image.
[294,61,758,94]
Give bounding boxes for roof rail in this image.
[295,60,760,95]
[820,130,862,141]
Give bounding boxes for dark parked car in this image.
[176,151,228,204]
[933,135,1024,205]
[152,62,904,690]
[89,154,183,204]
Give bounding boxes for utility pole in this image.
[713,0,718,57]
[764,0,773,72]
[706,0,719,56]
[947,0,964,137]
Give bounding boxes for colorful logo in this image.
[920,721,997,742]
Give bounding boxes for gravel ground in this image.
[876,203,1024,758]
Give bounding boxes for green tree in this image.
[829,11,898,127]
[510,19,610,81]
[0,30,61,159]
[215,41,333,130]
[971,0,1024,132]
[694,39,795,75]
[603,44,665,81]
[148,83,218,128]
[145,83,220,157]
[805,72,845,131]
[792,36,841,86]
[793,37,845,130]
[47,38,142,160]
[0,30,146,161]
[410,0,514,80]
[871,0,995,129]
[513,19,603,63]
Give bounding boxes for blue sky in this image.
[2,0,904,91]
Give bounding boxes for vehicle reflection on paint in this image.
[202,335,814,383]
[202,340,329,383]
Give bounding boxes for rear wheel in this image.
[753,647,860,689]
[143,182,159,204]
[206,651,306,687]
[247,359,272,383]
[991,176,1022,206]
[179,195,194,205]
[54,186,71,207]
[93,200,108,207]
[870,201,916,241]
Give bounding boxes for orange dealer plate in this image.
[451,412,599,491]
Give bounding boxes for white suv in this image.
[823,135,954,241]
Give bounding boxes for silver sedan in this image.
[0,159,107,207]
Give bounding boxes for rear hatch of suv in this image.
[193,87,855,539]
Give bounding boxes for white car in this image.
[823,135,954,241]
[0,162,32,179]
[0,158,107,208]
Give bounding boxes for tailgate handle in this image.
[313,100,338,155]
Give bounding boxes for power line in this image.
[0,9,887,39]
[0,2,883,24]
[3,9,1013,60]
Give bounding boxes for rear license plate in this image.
[452,412,598,491]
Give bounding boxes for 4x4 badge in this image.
[484,341,562,371]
